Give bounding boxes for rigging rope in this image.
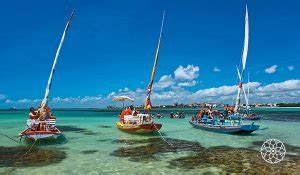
[0,132,20,143]
[153,124,175,148]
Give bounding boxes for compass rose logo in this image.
[261,139,286,164]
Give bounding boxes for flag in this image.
[144,97,152,110]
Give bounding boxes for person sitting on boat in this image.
[207,106,213,119]
[132,106,139,116]
[191,114,196,122]
[197,110,204,122]
[29,107,39,120]
[223,105,229,118]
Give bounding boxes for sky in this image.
[0,0,299,108]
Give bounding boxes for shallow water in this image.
[0,108,299,174]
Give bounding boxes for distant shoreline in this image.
[1,106,300,111]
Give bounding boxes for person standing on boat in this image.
[28,107,40,130]
[29,107,39,119]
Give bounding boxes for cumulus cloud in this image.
[154,65,200,90]
[213,67,221,72]
[154,75,175,90]
[174,65,199,80]
[2,79,300,107]
[288,65,294,71]
[257,79,300,93]
[265,65,278,74]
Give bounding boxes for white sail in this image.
[234,5,249,112]
[41,11,75,108]
[242,5,249,71]
[236,66,249,109]
[147,11,165,95]
[144,11,165,110]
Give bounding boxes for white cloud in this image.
[153,75,175,90]
[2,79,300,108]
[288,65,294,71]
[257,79,300,93]
[174,65,199,80]
[0,94,6,100]
[265,65,278,74]
[213,67,221,72]
[17,99,33,103]
[177,80,197,87]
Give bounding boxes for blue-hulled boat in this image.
[189,120,260,134]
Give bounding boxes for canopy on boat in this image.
[113,96,135,102]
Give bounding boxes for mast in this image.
[247,73,250,109]
[144,11,165,110]
[40,10,75,108]
[234,5,249,112]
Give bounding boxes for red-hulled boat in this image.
[18,11,74,141]
[19,119,61,141]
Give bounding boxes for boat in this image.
[19,119,61,141]
[189,120,259,134]
[19,11,74,141]
[190,5,260,134]
[116,113,162,133]
[114,12,165,134]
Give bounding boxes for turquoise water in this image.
[0,108,299,174]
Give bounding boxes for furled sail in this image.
[144,11,165,110]
[234,5,249,112]
[242,5,249,71]
[41,10,75,108]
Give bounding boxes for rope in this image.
[153,124,175,148]
[22,138,38,158]
[0,132,20,143]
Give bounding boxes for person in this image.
[170,112,174,118]
[156,113,162,119]
[197,110,204,122]
[207,106,213,119]
[28,107,40,130]
[29,107,39,119]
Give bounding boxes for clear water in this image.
[0,108,299,174]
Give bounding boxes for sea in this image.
[0,107,299,174]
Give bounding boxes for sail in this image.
[144,11,165,110]
[234,5,249,112]
[41,10,75,108]
[242,5,249,71]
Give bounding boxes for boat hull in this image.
[19,128,61,141]
[189,121,259,134]
[116,122,162,134]
[243,114,263,121]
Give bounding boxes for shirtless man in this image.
[29,107,39,119]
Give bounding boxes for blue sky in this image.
[0,0,299,108]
